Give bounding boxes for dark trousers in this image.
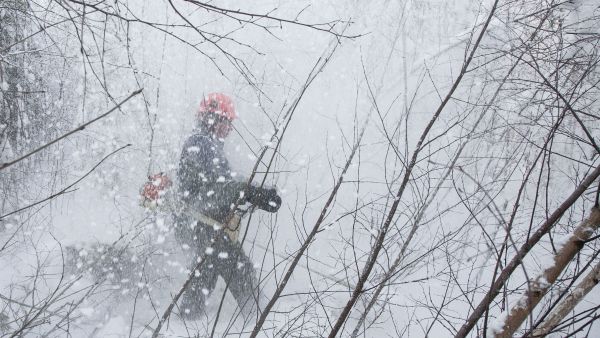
[174,216,260,316]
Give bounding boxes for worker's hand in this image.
[250,187,282,212]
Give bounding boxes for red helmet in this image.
[198,93,236,121]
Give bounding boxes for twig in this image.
[0,144,131,220]
[249,71,371,338]
[327,1,500,336]
[150,256,206,338]
[454,163,600,338]
[0,89,142,171]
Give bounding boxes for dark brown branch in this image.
[0,88,143,171]
[182,0,358,38]
[326,0,500,336]
[150,256,206,338]
[0,144,131,220]
[248,44,366,337]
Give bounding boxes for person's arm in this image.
[245,185,281,212]
[178,135,281,213]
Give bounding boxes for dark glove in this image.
[248,186,281,213]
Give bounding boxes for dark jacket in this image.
[177,127,248,222]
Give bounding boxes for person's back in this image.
[178,127,238,222]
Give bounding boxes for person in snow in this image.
[175,92,281,318]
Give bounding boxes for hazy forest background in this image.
[1,0,600,337]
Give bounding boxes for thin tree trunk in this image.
[492,207,600,338]
[532,256,600,336]
[455,163,600,338]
